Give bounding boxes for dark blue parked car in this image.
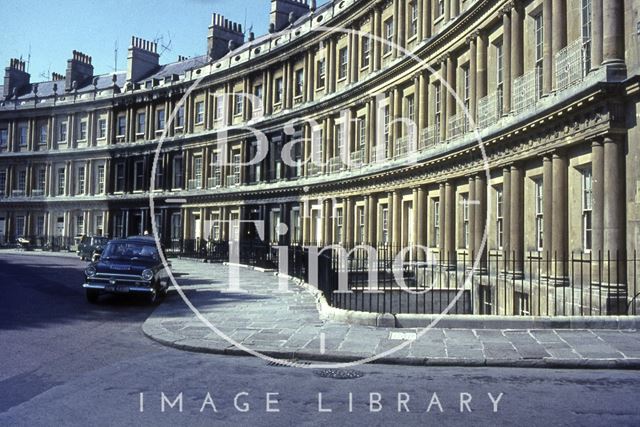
[83,237,170,304]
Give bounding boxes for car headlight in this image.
[141,269,154,281]
[85,266,97,277]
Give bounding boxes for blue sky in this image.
[0,0,327,82]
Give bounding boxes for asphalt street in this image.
[1,252,640,426]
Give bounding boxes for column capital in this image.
[466,33,477,45]
[588,136,604,147]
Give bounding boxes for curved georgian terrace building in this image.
[0,0,638,315]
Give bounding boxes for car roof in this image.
[108,238,155,245]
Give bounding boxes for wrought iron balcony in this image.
[208,175,222,188]
[512,67,542,115]
[187,179,202,191]
[555,38,589,92]
[477,89,501,130]
[419,125,441,150]
[226,174,240,187]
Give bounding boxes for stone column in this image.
[302,201,310,245]
[446,55,456,138]
[602,0,625,69]
[467,34,477,121]
[542,0,553,94]
[392,0,400,57]
[444,181,456,267]
[551,152,568,281]
[344,197,353,247]
[438,183,446,254]
[323,198,332,246]
[397,0,405,53]
[411,188,420,259]
[542,155,553,258]
[502,167,512,267]
[468,177,476,255]
[501,5,512,114]
[440,58,448,142]
[591,0,603,68]
[551,0,567,90]
[474,174,487,270]
[423,0,432,38]
[450,0,460,20]
[392,190,402,248]
[603,136,625,284]
[476,30,487,100]
[416,187,427,261]
[509,164,524,277]
[373,6,382,72]
[351,30,359,83]
[511,1,524,81]
[368,194,378,246]
[591,139,604,258]
[418,71,428,135]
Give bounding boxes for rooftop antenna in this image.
[27,44,31,73]
[39,64,51,81]
[114,39,118,71]
[154,31,173,57]
[243,7,247,37]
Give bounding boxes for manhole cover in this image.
[312,369,365,379]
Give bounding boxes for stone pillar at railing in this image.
[508,164,524,278]
[468,176,476,257]
[392,190,402,248]
[416,187,426,261]
[502,167,511,272]
[474,174,487,271]
[542,154,553,262]
[444,181,456,268]
[603,136,625,287]
[591,139,604,259]
[550,152,568,283]
[367,194,378,246]
[323,198,332,246]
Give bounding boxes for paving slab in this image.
[142,259,640,369]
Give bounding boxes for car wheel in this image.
[147,289,159,305]
[159,282,168,298]
[86,289,100,304]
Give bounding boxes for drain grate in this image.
[312,369,365,380]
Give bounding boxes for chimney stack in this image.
[65,50,94,92]
[52,72,65,81]
[207,13,244,61]
[270,0,309,32]
[3,58,30,98]
[127,36,160,83]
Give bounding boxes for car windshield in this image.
[100,242,159,261]
[92,237,108,245]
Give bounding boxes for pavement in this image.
[142,258,640,369]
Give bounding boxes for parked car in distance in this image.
[77,235,109,261]
[83,237,170,304]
